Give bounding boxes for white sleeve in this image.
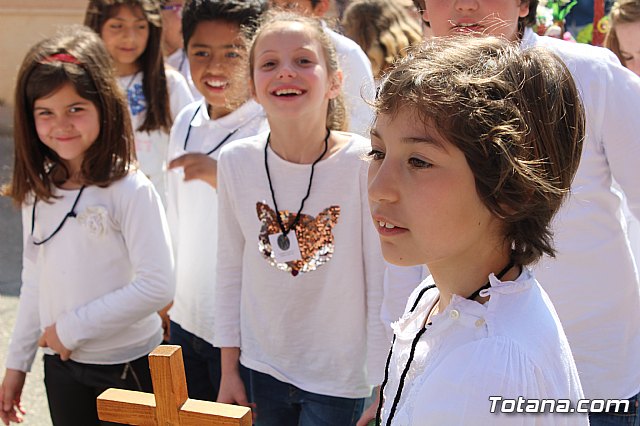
[340,47,375,138]
[166,109,190,256]
[55,180,175,350]
[212,150,244,348]
[600,64,640,221]
[360,159,389,386]
[5,204,42,372]
[167,68,194,121]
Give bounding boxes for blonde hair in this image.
[605,0,640,67]
[248,10,348,131]
[342,0,422,78]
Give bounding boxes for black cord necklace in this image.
[264,128,330,251]
[31,186,86,245]
[376,260,515,425]
[183,104,239,155]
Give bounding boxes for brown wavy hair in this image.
[605,0,640,68]
[248,10,348,131]
[6,25,135,205]
[342,0,422,79]
[85,0,172,133]
[375,36,585,265]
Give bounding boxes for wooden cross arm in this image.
[96,345,252,425]
[97,389,156,425]
[97,390,251,425]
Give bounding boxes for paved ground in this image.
[1,122,52,424]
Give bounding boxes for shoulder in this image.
[108,169,156,198]
[218,131,268,163]
[524,31,622,75]
[323,26,369,60]
[173,100,204,129]
[165,67,188,85]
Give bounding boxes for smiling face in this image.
[616,21,640,76]
[251,21,341,122]
[423,0,529,41]
[188,20,251,118]
[34,83,101,175]
[368,109,505,268]
[100,5,150,75]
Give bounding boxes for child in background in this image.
[605,0,640,76]
[341,0,422,82]
[85,0,193,205]
[213,11,388,425]
[165,0,268,402]
[368,36,586,425]
[271,0,375,137]
[0,26,173,425]
[160,0,201,98]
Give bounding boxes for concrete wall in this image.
[0,0,86,108]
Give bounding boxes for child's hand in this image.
[158,302,173,341]
[169,154,218,189]
[0,369,27,425]
[356,386,380,426]
[217,371,256,418]
[38,324,71,361]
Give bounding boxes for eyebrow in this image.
[190,43,243,49]
[111,17,147,22]
[370,128,447,151]
[34,101,90,109]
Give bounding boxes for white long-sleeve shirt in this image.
[382,269,586,425]
[6,171,174,371]
[118,68,194,205]
[521,29,640,400]
[166,99,268,344]
[325,26,376,137]
[213,132,387,398]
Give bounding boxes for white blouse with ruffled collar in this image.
[381,268,587,425]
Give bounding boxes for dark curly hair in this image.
[375,36,585,265]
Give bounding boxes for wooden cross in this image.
[96,345,251,425]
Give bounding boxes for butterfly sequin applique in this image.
[256,201,340,276]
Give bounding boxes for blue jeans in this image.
[250,368,364,426]
[589,392,640,426]
[169,321,221,401]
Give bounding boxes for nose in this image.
[368,156,400,205]
[454,0,478,12]
[277,64,296,79]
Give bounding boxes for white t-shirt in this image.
[213,132,387,398]
[118,68,194,205]
[6,171,174,371]
[325,26,376,137]
[522,29,640,400]
[166,99,268,344]
[382,269,586,425]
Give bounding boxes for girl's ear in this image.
[327,70,343,100]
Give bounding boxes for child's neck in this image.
[429,243,518,310]
[268,121,333,165]
[115,61,141,78]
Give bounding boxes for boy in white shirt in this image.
[164,0,268,402]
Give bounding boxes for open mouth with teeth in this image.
[205,80,227,89]
[272,88,305,97]
[379,221,398,229]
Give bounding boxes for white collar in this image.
[189,99,264,131]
